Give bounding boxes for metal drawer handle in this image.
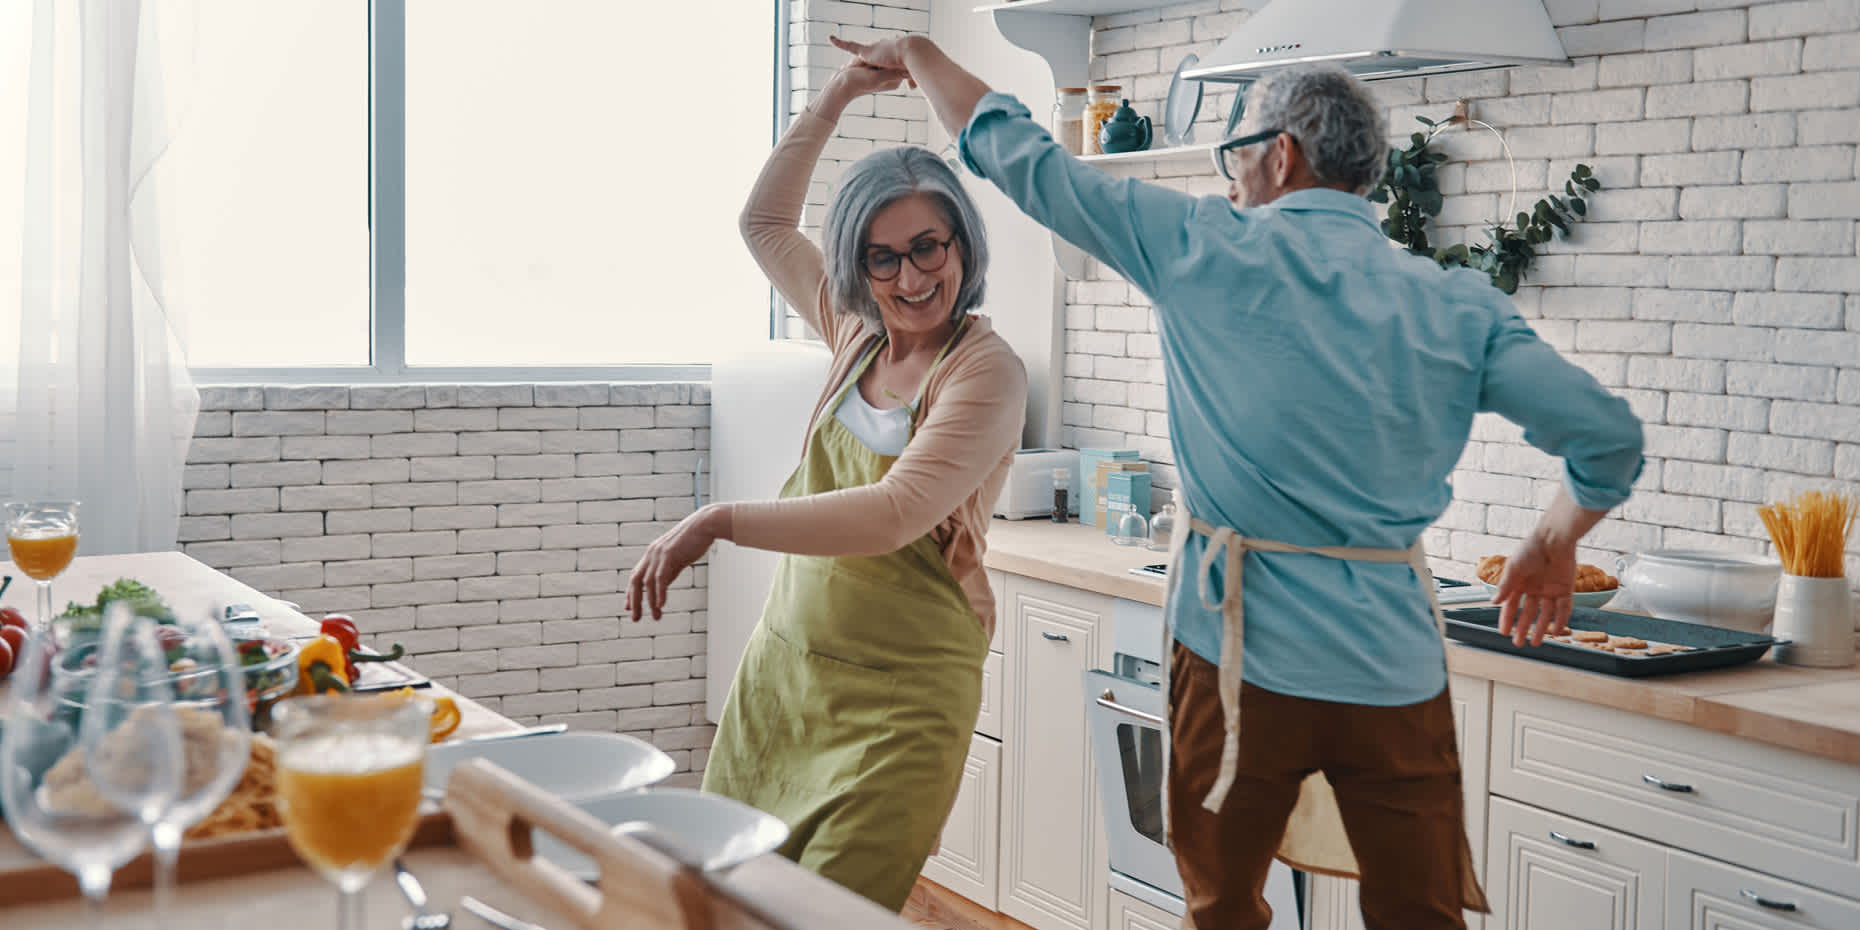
[1643,774,1694,793]
[1549,831,1595,850]
[1739,889,1797,912]
[1097,690,1166,726]
[1042,631,1070,642]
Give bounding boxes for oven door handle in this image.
[1097,689,1165,727]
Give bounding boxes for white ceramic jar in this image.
[1617,549,1782,633]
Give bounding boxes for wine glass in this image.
[5,500,81,634]
[273,692,432,930]
[0,607,177,922]
[82,605,247,926]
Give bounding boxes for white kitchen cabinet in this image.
[987,568,1007,655]
[1666,848,1860,930]
[977,650,1005,740]
[923,734,1004,910]
[1487,796,1666,930]
[1489,683,1860,901]
[1305,673,1491,930]
[1000,573,1114,930]
[1107,890,1178,930]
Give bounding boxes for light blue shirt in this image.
[960,93,1644,706]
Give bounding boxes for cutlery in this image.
[461,896,551,930]
[393,859,453,930]
[449,723,568,745]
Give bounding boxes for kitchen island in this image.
[0,551,918,930]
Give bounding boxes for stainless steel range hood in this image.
[1183,0,1570,84]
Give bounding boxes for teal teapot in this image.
[1098,99,1152,154]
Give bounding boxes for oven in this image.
[1084,596,1303,927]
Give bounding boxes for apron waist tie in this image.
[1183,516,1444,814]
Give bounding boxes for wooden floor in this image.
[902,878,1038,930]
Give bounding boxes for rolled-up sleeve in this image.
[1477,311,1645,511]
[959,92,1204,302]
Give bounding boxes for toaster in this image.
[994,449,1081,520]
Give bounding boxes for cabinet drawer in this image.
[1486,796,1666,930]
[1667,847,1860,930]
[977,650,1003,740]
[1490,684,1860,900]
[922,733,1003,910]
[1108,890,1178,930]
[987,568,1006,655]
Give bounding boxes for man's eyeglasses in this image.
[863,236,957,281]
[1211,128,1286,182]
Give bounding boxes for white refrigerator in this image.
[704,340,832,722]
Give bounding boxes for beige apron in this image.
[1161,498,1489,912]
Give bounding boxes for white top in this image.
[833,381,913,456]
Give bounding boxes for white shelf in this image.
[1079,142,1216,165]
[973,0,1187,14]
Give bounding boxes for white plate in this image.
[424,731,674,801]
[1164,54,1204,147]
[534,787,791,880]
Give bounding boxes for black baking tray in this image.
[1444,606,1780,677]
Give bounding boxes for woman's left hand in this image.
[628,504,731,622]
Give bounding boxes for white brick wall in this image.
[186,383,715,779]
[1065,0,1860,591]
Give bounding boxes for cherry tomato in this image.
[0,606,27,631]
[0,637,13,680]
[154,625,188,652]
[0,624,24,657]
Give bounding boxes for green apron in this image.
[702,322,990,912]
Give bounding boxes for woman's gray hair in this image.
[1243,64,1389,195]
[824,146,988,327]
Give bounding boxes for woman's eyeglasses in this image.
[863,236,956,281]
[1211,128,1286,182]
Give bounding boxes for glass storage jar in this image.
[1053,88,1088,156]
[1084,85,1122,155]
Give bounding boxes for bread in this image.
[1473,554,1616,592]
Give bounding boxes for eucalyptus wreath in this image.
[1368,114,1602,294]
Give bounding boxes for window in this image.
[154,1,780,379]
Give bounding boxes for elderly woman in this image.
[623,60,1026,911]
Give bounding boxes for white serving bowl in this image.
[1618,549,1782,634]
[534,787,791,880]
[425,731,674,801]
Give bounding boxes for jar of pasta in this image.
[1084,85,1122,155]
[1053,88,1088,156]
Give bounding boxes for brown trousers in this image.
[1167,643,1471,930]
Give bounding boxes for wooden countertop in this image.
[983,518,1860,768]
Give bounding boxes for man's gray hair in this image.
[1243,64,1389,195]
[824,146,988,327]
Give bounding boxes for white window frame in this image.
[191,0,787,385]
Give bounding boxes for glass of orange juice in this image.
[273,693,432,930]
[4,500,80,633]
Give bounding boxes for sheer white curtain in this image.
[5,0,199,555]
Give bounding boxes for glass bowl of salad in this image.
[52,629,299,732]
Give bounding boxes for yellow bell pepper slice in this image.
[386,687,462,742]
[427,696,461,742]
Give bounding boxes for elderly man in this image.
[834,35,1644,930]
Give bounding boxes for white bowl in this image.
[1618,549,1782,634]
[534,787,791,880]
[425,731,674,801]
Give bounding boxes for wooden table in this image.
[0,551,919,929]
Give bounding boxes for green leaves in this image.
[1376,129,1603,294]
